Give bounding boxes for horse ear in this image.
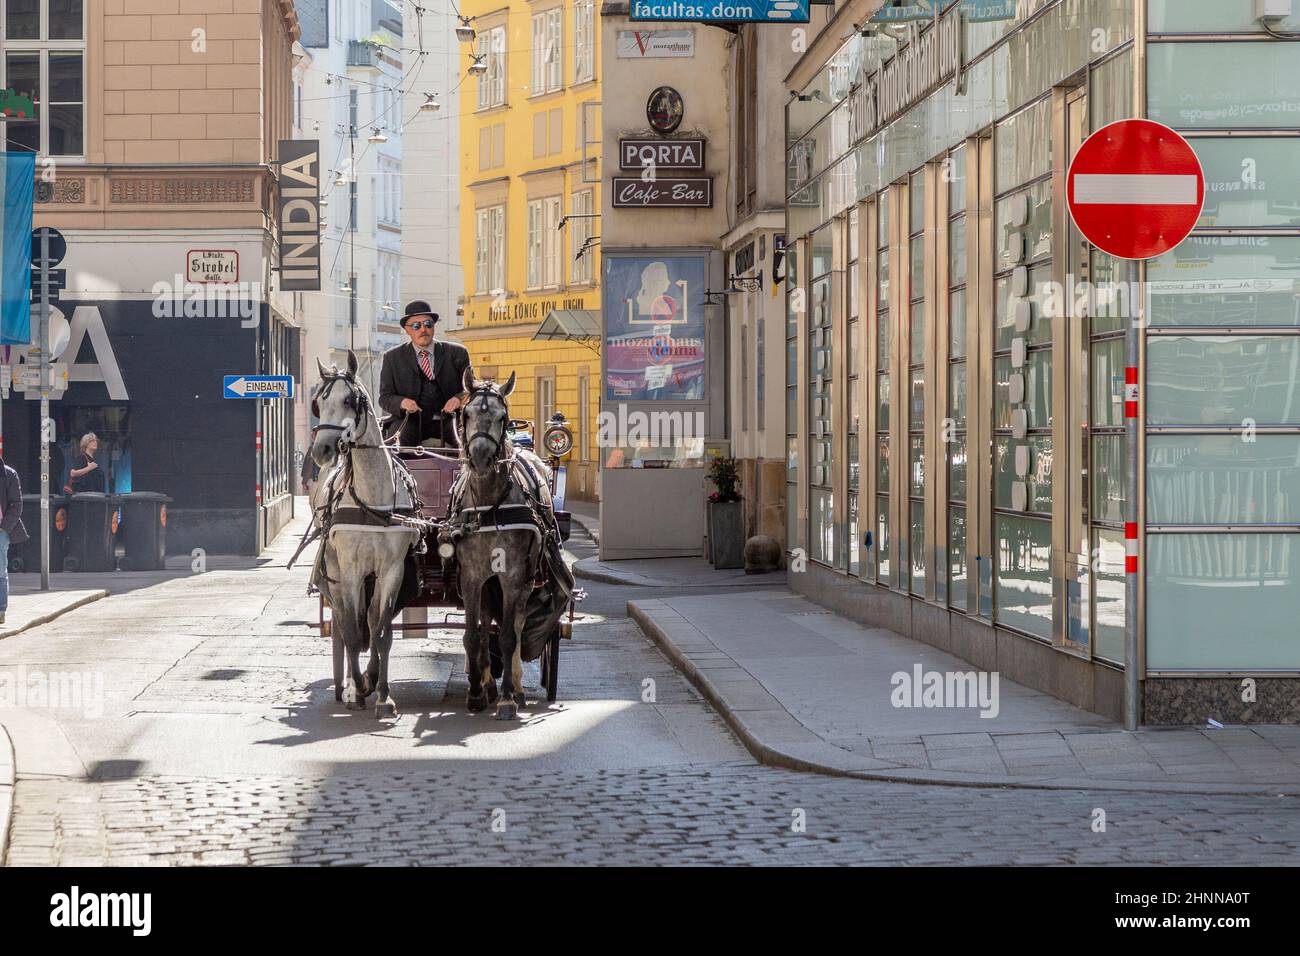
[500,371,516,397]
[346,350,359,377]
[316,357,329,378]
[462,366,475,395]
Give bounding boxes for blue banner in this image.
[629,0,809,23]
[1,153,34,345]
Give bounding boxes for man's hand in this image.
[442,395,463,414]
[399,398,421,414]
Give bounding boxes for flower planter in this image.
[709,499,744,570]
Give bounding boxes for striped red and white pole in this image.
[1125,522,1138,574]
[1124,367,1139,419]
[255,430,263,451]
[255,483,263,504]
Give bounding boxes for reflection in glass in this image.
[950,508,968,612]
[1092,528,1125,664]
[995,436,1053,513]
[1148,337,1300,426]
[995,514,1052,640]
[910,501,926,595]
[1148,435,1300,525]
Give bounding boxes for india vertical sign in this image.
[278,140,321,291]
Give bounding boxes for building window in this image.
[875,192,891,586]
[846,208,861,577]
[0,0,85,157]
[907,169,926,597]
[947,144,968,612]
[992,98,1054,642]
[570,189,594,284]
[475,204,505,295]
[573,0,595,84]
[377,156,400,227]
[531,9,563,96]
[478,26,506,110]
[808,223,834,565]
[526,196,562,290]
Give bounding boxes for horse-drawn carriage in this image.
[301,354,580,719]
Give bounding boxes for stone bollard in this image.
[743,534,781,574]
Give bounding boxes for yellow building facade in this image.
[457,0,601,501]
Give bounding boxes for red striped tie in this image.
[417,348,432,380]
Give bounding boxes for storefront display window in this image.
[604,256,706,401]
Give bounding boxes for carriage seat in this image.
[397,451,461,518]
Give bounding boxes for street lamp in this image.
[468,55,488,77]
[455,17,476,43]
[368,127,387,144]
[421,93,440,112]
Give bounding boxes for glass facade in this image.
[786,0,1300,696]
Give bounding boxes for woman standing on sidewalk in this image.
[0,456,30,625]
[65,433,105,494]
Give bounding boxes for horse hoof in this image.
[356,674,374,699]
[334,686,343,703]
[485,681,499,705]
[375,697,398,719]
[467,692,487,713]
[513,691,526,709]
[494,701,518,721]
[342,683,358,707]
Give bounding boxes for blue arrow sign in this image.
[629,0,809,24]
[224,374,294,399]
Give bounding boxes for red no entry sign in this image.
[1067,119,1204,261]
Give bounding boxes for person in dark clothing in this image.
[377,300,473,448]
[66,432,105,494]
[0,456,31,624]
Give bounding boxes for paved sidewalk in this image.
[630,589,1300,795]
[0,587,108,641]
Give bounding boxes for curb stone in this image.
[0,589,109,642]
[628,600,1300,798]
[0,722,13,866]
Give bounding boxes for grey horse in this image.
[453,368,555,721]
[309,351,418,718]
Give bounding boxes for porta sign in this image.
[277,140,321,291]
[1067,119,1205,261]
[619,138,705,170]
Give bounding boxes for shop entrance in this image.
[49,406,132,494]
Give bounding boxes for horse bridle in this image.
[457,382,510,461]
[311,373,375,449]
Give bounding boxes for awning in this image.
[533,308,601,344]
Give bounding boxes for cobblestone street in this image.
[3,521,1300,866]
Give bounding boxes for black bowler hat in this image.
[401,300,439,326]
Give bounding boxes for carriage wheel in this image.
[545,628,560,703]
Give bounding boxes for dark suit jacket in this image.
[1,463,30,545]
[378,339,473,446]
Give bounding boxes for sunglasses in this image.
[406,319,436,331]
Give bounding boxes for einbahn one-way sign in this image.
[224,375,294,399]
[1066,118,1205,261]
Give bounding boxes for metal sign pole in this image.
[39,228,50,591]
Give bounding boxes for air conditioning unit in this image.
[1257,0,1292,22]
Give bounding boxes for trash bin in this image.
[117,491,171,571]
[7,493,68,573]
[64,492,117,572]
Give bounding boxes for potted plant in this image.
[707,457,744,570]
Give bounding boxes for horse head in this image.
[310,350,375,468]
[457,368,516,476]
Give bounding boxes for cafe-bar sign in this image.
[613,176,713,208]
[629,0,809,24]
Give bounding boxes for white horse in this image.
[309,351,417,718]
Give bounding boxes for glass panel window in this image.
[49,0,84,40]
[1091,433,1126,524]
[995,181,1053,270]
[5,0,38,39]
[995,515,1053,640]
[949,289,967,359]
[1148,435,1300,525]
[478,27,507,110]
[1092,527,1126,663]
[876,497,891,582]
[1150,0,1300,32]
[949,508,968,612]
[948,434,967,500]
[1147,336,1300,426]
[1193,138,1300,229]
[910,501,925,595]
[910,235,925,293]
[949,363,967,429]
[994,351,1053,431]
[1090,338,1125,429]
[949,216,967,287]
[3,51,39,153]
[1147,534,1300,670]
[1148,237,1300,327]
[995,97,1051,192]
[948,145,966,212]
[995,436,1054,514]
[1148,43,1300,129]
[910,300,925,366]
